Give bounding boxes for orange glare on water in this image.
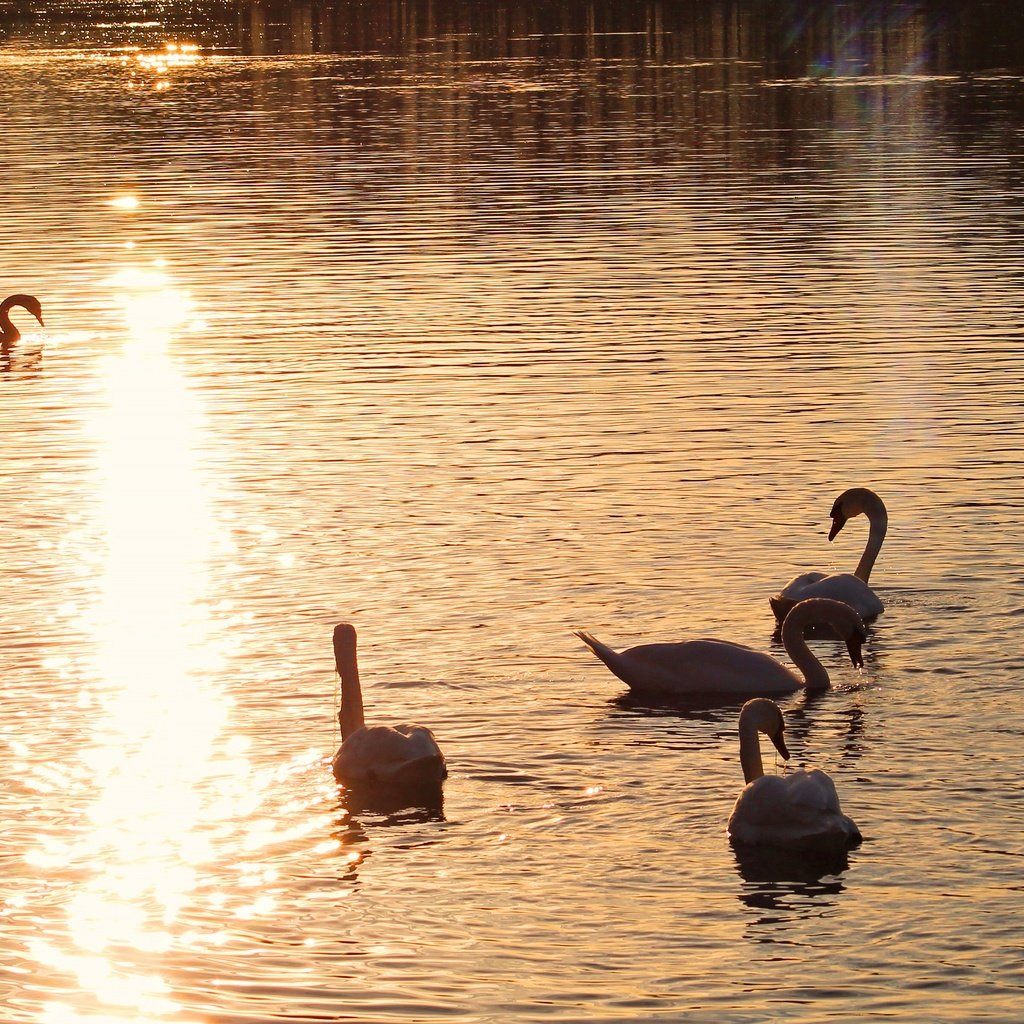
[134,41,201,90]
[27,268,235,1023]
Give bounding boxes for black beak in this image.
[771,732,790,761]
[846,631,865,669]
[828,515,847,542]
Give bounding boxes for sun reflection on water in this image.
[129,42,201,92]
[26,268,232,1022]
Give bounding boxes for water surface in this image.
[1,2,1023,1022]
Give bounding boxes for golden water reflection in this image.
[31,268,228,1022]
[120,41,201,93]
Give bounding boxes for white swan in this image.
[574,598,866,697]
[770,487,887,623]
[727,697,861,851]
[331,623,447,788]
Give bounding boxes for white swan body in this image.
[574,598,865,697]
[727,698,861,851]
[770,487,887,622]
[331,623,446,788]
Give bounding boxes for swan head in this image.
[332,622,359,678]
[846,629,866,668]
[333,622,357,647]
[828,487,884,541]
[739,698,790,761]
[333,618,358,659]
[785,598,867,668]
[828,600,868,668]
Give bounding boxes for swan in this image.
[331,622,447,788]
[574,598,865,696]
[0,294,43,346]
[770,487,887,623]
[727,697,861,851]
[0,293,44,346]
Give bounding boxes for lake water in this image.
[1,1,1023,1021]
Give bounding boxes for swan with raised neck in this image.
[770,487,887,622]
[574,597,866,696]
[331,622,446,789]
[727,697,861,850]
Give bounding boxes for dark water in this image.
[1,2,1023,1022]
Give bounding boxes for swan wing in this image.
[728,771,860,851]
[792,573,883,619]
[613,639,801,695]
[772,571,882,622]
[778,571,829,599]
[333,724,446,784]
[770,571,828,619]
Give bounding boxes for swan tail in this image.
[769,595,795,622]
[573,629,620,670]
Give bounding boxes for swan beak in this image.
[828,515,847,541]
[846,633,865,669]
[772,732,790,761]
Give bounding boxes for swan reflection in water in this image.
[611,685,868,768]
[733,842,853,930]
[341,780,446,820]
[330,777,446,889]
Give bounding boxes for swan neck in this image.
[334,633,365,740]
[855,506,887,583]
[781,605,830,690]
[739,724,765,784]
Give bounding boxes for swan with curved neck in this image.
[727,697,861,850]
[0,294,44,346]
[331,623,446,788]
[770,487,887,623]
[574,598,865,696]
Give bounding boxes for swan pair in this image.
[574,486,886,698]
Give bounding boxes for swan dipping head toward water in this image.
[770,486,887,623]
[331,623,447,789]
[0,294,44,346]
[574,597,866,697]
[727,697,861,852]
